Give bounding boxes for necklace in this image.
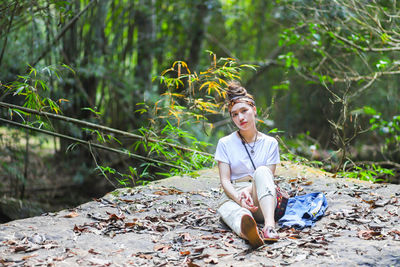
[238,131,258,154]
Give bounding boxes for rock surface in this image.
[0,162,399,266]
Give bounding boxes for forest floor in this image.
[0,162,399,266]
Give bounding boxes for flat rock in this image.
[1,162,399,266]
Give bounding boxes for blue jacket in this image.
[278,192,328,229]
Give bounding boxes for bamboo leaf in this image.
[62,64,75,74]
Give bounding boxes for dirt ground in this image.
[0,162,399,266]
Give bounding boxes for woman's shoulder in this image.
[258,132,278,144]
[218,131,239,144]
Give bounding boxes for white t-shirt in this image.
[214,131,280,181]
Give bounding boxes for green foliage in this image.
[362,106,400,160]
[153,52,258,127]
[3,65,72,124]
[1,0,399,195]
[132,121,214,181]
[338,164,394,183]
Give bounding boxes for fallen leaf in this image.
[64,211,79,218]
[107,213,125,221]
[125,221,143,228]
[224,241,234,247]
[88,258,111,266]
[118,198,134,203]
[133,253,153,260]
[14,246,27,252]
[153,188,183,195]
[193,247,206,253]
[357,230,382,240]
[204,257,219,264]
[22,254,37,260]
[73,225,89,233]
[200,235,218,240]
[186,259,201,267]
[154,244,170,253]
[388,229,400,240]
[88,248,100,255]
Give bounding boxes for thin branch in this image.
[349,72,378,99]
[330,30,400,52]
[0,117,182,170]
[333,70,400,82]
[0,102,212,157]
[88,141,117,188]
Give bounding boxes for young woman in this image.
[215,81,281,248]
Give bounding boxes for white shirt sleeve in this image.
[266,138,280,165]
[214,139,230,164]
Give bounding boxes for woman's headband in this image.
[228,96,255,112]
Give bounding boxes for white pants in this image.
[217,166,277,236]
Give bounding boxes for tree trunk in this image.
[134,0,155,96]
[186,1,209,70]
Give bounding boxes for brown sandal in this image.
[240,214,264,248]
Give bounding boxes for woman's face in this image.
[230,102,257,131]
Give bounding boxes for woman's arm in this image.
[218,161,241,204]
[218,161,257,212]
[266,164,276,176]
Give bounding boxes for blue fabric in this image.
[278,192,328,229]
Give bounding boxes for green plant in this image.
[132,121,214,180]
[338,163,394,183]
[152,51,257,127]
[364,106,400,160]
[3,64,73,128]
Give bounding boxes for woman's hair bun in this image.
[227,81,247,101]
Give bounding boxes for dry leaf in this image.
[133,253,153,260]
[88,248,100,255]
[200,235,218,240]
[357,230,382,240]
[88,258,111,266]
[22,254,37,260]
[186,259,201,267]
[107,213,125,221]
[204,257,218,264]
[154,244,170,253]
[64,211,79,218]
[73,225,88,233]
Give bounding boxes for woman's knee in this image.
[254,166,273,182]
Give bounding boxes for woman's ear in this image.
[252,105,257,115]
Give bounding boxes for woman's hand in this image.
[239,191,258,213]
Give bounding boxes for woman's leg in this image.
[218,199,251,236]
[217,185,264,248]
[251,166,277,228]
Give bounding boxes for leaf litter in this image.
[1,174,399,266]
